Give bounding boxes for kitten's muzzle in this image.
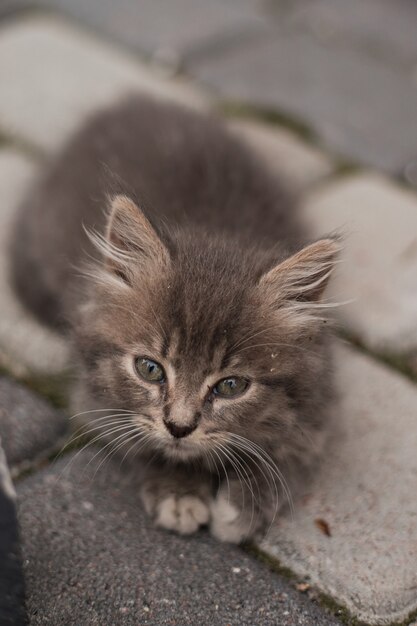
[163,420,197,439]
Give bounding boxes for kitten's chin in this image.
[162,439,203,463]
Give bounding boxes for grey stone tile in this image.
[0,149,69,375]
[302,173,417,352]
[0,15,209,153]
[0,377,68,469]
[287,0,417,69]
[261,342,417,625]
[228,118,333,192]
[41,0,264,62]
[191,30,417,173]
[0,1,30,20]
[17,450,342,626]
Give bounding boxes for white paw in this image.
[154,495,210,535]
[210,492,248,544]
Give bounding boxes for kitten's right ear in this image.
[92,195,170,285]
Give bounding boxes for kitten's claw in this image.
[209,492,249,544]
[154,495,210,535]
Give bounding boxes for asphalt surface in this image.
[17,450,342,625]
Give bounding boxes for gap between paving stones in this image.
[0,126,46,161]
[218,99,400,190]
[246,544,417,626]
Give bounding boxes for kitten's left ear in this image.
[259,237,342,304]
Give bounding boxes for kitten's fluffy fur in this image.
[10,95,339,542]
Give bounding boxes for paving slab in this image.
[261,341,417,625]
[17,451,342,626]
[0,376,68,469]
[40,0,264,63]
[302,173,417,353]
[0,0,30,20]
[0,149,69,375]
[0,14,209,153]
[228,118,333,193]
[287,0,417,69]
[190,30,417,173]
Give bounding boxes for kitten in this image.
[10,95,340,543]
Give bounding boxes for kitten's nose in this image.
[164,420,197,439]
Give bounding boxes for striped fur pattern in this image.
[10,96,340,542]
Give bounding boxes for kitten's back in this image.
[10,95,301,330]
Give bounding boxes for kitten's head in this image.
[76,196,340,465]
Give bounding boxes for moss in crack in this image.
[317,593,369,626]
[218,100,317,143]
[331,159,362,179]
[47,432,90,464]
[0,129,9,148]
[217,100,369,186]
[0,362,72,409]
[243,543,368,625]
[319,596,417,626]
[339,330,417,383]
[391,607,417,626]
[0,127,45,161]
[22,370,73,409]
[243,542,297,580]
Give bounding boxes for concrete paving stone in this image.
[40,0,264,63]
[0,15,209,153]
[0,376,67,470]
[228,118,334,193]
[302,173,417,353]
[287,0,417,69]
[190,30,417,173]
[0,0,30,20]
[261,341,417,625]
[17,451,342,626]
[0,149,69,375]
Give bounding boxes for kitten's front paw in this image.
[210,491,252,544]
[141,482,210,535]
[155,495,210,535]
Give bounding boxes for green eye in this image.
[213,377,249,398]
[135,357,165,383]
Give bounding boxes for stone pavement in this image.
[34,0,417,179]
[0,377,68,471]
[1,5,417,626]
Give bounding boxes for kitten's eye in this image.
[135,357,165,383]
[213,377,248,398]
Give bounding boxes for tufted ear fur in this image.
[90,195,170,285]
[259,237,342,309]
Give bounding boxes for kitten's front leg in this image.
[140,465,213,536]
[210,472,281,544]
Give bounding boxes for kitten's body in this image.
[12,97,300,329]
[10,95,338,542]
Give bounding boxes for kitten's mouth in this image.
[165,437,202,461]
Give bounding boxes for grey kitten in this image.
[10,95,340,543]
